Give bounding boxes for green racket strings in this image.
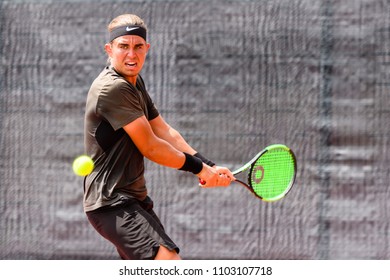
[250,148,296,201]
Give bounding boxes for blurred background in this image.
[0,0,389,259]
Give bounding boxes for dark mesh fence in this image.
[1,0,389,259]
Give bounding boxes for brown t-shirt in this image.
[83,66,159,212]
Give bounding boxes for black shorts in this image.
[86,196,179,260]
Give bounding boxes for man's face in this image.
[105,35,150,84]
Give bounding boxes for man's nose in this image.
[126,48,136,58]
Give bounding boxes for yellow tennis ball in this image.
[72,155,94,176]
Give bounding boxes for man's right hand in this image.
[197,163,233,188]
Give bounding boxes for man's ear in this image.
[104,43,112,57]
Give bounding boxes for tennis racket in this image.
[201,144,297,202]
[232,144,297,202]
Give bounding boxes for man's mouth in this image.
[125,62,137,67]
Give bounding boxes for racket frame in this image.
[233,144,297,202]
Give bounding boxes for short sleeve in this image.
[97,79,144,131]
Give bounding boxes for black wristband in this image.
[179,153,204,174]
[194,152,215,167]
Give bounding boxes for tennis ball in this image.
[72,155,94,176]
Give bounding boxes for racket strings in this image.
[250,149,296,201]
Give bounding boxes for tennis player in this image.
[83,14,234,260]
